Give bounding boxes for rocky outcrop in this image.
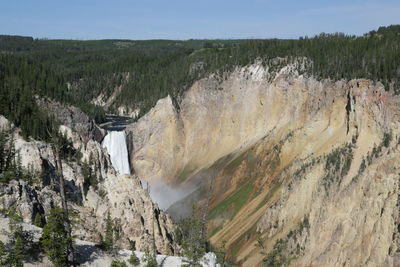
[0,217,215,267]
[0,180,47,223]
[0,116,178,255]
[125,61,400,266]
[36,97,105,142]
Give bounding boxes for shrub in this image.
[322,144,353,191]
[383,131,392,148]
[110,260,128,267]
[0,241,7,265]
[128,251,140,266]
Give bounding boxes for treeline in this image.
[0,25,399,140]
[190,25,400,91]
[0,53,105,141]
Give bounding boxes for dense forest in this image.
[0,25,399,141]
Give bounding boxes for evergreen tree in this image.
[142,249,157,267]
[179,217,206,267]
[128,250,140,266]
[102,212,114,251]
[1,25,399,142]
[0,128,37,184]
[9,235,24,267]
[41,207,73,267]
[82,158,97,189]
[7,224,27,267]
[214,241,232,267]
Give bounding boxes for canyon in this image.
[1,57,399,266]
[1,13,400,267]
[124,61,400,266]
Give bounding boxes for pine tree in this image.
[128,250,140,266]
[143,249,157,267]
[7,225,26,267]
[179,216,206,267]
[0,130,9,172]
[41,207,73,267]
[10,235,24,267]
[102,212,114,251]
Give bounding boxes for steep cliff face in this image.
[36,97,106,143]
[0,115,178,255]
[126,62,400,266]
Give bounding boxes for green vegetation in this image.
[34,213,44,228]
[322,144,353,191]
[56,131,82,162]
[9,233,24,267]
[212,241,235,267]
[382,131,393,148]
[293,157,320,180]
[210,225,223,237]
[110,260,128,267]
[261,238,292,267]
[2,211,36,267]
[224,149,266,175]
[0,129,41,185]
[208,182,253,220]
[176,205,212,267]
[229,224,259,259]
[255,182,281,212]
[128,250,140,266]
[358,158,367,176]
[177,166,195,181]
[0,127,79,186]
[97,211,122,252]
[41,207,73,267]
[1,25,399,140]
[81,154,98,191]
[0,218,34,267]
[225,152,247,172]
[0,241,7,265]
[101,212,115,251]
[178,216,207,267]
[367,131,392,165]
[258,216,310,267]
[142,249,158,267]
[352,131,392,183]
[0,208,73,267]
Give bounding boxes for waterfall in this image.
[101,131,131,175]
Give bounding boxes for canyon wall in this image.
[126,62,400,266]
[0,114,178,255]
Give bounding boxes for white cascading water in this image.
[101,131,131,175]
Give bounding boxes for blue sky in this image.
[1,0,399,40]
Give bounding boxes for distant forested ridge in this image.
[0,25,399,140]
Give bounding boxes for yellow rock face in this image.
[126,62,400,266]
